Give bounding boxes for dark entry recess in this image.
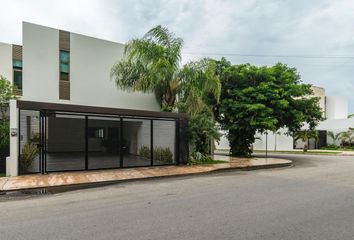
[17,101,188,174]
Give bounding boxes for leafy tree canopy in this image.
[217,61,323,156]
[111,26,221,156]
[0,75,17,120]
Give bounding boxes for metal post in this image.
[85,116,88,170]
[265,131,268,160]
[150,119,153,166]
[119,117,123,167]
[176,119,180,165]
[44,113,47,173]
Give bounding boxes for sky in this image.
[1,0,354,112]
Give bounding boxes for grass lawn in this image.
[321,147,354,151]
[0,173,5,177]
[254,150,340,155]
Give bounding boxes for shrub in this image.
[154,147,173,163]
[187,151,213,165]
[139,145,151,159]
[20,143,38,172]
[138,146,173,163]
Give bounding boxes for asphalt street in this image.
[1,153,354,240]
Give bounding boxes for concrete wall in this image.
[215,130,230,150]
[22,22,59,102]
[253,129,294,151]
[21,22,159,111]
[0,42,12,82]
[311,86,326,116]
[215,129,294,151]
[70,32,159,111]
[325,96,348,120]
[6,100,18,176]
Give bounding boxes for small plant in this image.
[138,146,173,163]
[30,132,40,144]
[139,145,151,159]
[153,147,173,163]
[20,143,38,172]
[188,151,210,165]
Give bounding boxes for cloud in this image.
[1,0,354,112]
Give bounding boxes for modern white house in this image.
[0,22,189,176]
[216,86,354,151]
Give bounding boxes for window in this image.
[13,70,22,89]
[13,59,23,69]
[60,50,70,81]
[88,127,105,138]
[13,59,23,90]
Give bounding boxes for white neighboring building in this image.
[215,86,353,151]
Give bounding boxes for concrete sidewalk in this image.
[0,157,291,192]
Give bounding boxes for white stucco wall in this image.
[0,42,13,82]
[215,129,294,151]
[21,22,159,111]
[253,129,294,151]
[325,96,348,120]
[6,100,19,176]
[70,33,159,111]
[215,130,230,150]
[22,22,59,101]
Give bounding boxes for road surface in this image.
[1,154,354,240]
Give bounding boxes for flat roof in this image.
[17,100,188,119]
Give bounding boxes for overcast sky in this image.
[1,0,354,112]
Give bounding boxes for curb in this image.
[0,161,292,194]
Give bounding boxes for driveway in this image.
[1,154,354,240]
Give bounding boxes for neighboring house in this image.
[216,86,353,151]
[0,22,188,176]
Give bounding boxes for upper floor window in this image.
[60,50,70,81]
[13,59,23,69]
[13,59,23,90]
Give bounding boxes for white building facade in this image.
[1,22,188,176]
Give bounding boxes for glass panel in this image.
[13,70,22,89]
[153,120,176,165]
[60,72,69,81]
[19,110,40,174]
[46,114,85,171]
[60,51,70,63]
[88,116,120,169]
[122,118,151,167]
[60,63,69,73]
[13,59,23,69]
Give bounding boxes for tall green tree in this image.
[0,75,17,120]
[217,63,323,156]
[111,26,221,155]
[0,76,17,156]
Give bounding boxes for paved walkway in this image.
[0,157,291,192]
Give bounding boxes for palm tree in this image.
[294,130,318,152]
[111,26,220,113]
[339,130,354,146]
[178,58,220,116]
[327,131,342,146]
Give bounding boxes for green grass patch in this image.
[0,173,6,177]
[321,147,354,151]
